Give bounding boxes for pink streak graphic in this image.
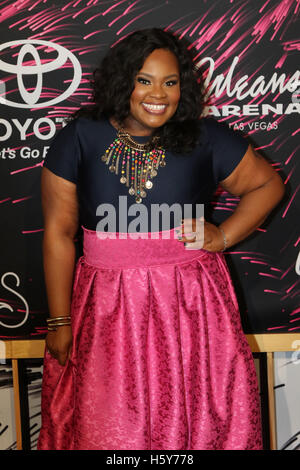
[21,229,44,234]
[286,279,300,294]
[102,0,128,16]
[289,317,300,323]
[10,163,44,175]
[12,196,32,203]
[258,273,280,279]
[116,5,163,36]
[267,326,287,330]
[0,0,32,22]
[291,308,300,315]
[282,184,300,218]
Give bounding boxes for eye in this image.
[136,77,151,85]
[166,80,178,87]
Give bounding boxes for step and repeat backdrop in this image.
[0,0,299,340]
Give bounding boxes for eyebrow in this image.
[137,72,179,79]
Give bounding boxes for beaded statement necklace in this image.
[101,127,166,203]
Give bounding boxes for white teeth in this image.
[142,103,166,111]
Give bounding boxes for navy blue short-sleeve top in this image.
[42,116,249,232]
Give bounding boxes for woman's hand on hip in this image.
[176,218,225,252]
[46,326,73,366]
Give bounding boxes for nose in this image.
[149,83,167,99]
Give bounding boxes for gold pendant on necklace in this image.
[100,127,166,203]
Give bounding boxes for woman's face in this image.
[123,48,181,135]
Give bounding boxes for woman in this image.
[37,28,284,450]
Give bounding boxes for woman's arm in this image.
[41,167,79,365]
[217,145,285,249]
[179,145,285,251]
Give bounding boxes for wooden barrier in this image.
[1,333,300,450]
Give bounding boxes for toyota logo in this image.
[0,39,82,108]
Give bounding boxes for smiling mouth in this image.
[142,103,168,114]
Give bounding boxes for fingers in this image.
[184,240,204,250]
[176,217,205,246]
[181,217,205,235]
[45,329,73,366]
[46,347,69,366]
[58,352,68,366]
[178,219,226,252]
[176,232,198,242]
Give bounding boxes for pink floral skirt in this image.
[37,226,262,450]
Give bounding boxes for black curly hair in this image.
[72,28,204,153]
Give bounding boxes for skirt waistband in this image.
[81,225,209,268]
